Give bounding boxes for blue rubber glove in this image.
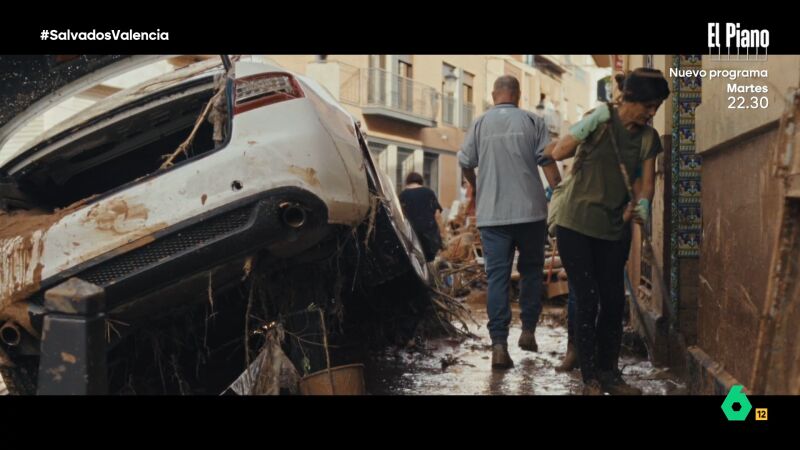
[568,104,611,142]
[545,186,554,202]
[635,199,651,222]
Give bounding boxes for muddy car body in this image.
[0,56,430,394]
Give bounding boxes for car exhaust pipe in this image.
[281,204,306,229]
[0,322,22,347]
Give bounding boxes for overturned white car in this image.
[0,55,431,394]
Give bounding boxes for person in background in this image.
[399,171,443,262]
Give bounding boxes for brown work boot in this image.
[491,344,514,370]
[518,329,538,352]
[582,379,604,396]
[555,340,578,372]
[598,370,643,395]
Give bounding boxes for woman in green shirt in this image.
[546,68,670,395]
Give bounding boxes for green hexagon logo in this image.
[721,385,752,421]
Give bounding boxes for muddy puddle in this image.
[365,293,687,395]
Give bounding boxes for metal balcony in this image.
[361,67,438,127]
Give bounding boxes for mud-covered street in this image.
[365,291,687,395]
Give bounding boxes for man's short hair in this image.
[493,75,520,94]
[405,171,424,186]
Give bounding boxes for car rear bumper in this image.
[26,186,331,332]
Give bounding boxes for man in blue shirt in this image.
[459,75,561,370]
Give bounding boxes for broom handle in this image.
[606,106,675,322]
[545,237,557,285]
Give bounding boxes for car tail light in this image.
[233,72,304,115]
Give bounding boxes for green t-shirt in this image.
[554,107,661,241]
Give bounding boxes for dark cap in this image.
[622,68,670,103]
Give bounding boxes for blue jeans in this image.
[479,221,546,346]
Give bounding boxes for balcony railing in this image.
[335,64,450,126]
[362,68,439,126]
[442,94,456,126]
[461,102,475,129]
[338,62,362,106]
